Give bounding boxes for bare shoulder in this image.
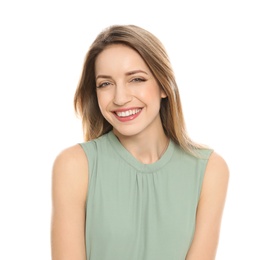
[53,144,87,171]
[201,151,230,199]
[206,151,229,176]
[52,144,88,181]
[52,144,88,202]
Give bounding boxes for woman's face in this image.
[95,44,166,138]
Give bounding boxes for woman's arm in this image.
[51,144,88,260]
[186,151,230,260]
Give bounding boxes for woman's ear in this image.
[160,88,167,98]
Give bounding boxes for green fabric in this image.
[80,131,213,260]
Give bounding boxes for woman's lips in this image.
[113,108,142,122]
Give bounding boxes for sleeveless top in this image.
[80,131,213,260]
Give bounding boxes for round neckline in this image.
[107,131,175,173]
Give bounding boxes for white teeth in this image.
[116,109,141,117]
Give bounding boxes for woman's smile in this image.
[113,107,142,122]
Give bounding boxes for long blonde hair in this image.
[74,25,204,154]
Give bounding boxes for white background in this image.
[0,0,279,259]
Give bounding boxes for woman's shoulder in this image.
[202,150,230,196]
[52,144,88,188]
[51,133,111,179]
[53,144,87,169]
[207,151,229,176]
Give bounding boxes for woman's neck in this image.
[113,128,169,164]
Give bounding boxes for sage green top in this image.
[80,131,212,260]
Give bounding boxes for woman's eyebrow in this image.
[96,75,112,80]
[126,69,148,76]
[96,70,148,80]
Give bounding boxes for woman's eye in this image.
[132,78,146,82]
[97,82,110,88]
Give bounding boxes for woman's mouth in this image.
[113,108,142,122]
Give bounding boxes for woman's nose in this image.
[113,85,132,106]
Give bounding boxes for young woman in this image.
[51,25,229,260]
